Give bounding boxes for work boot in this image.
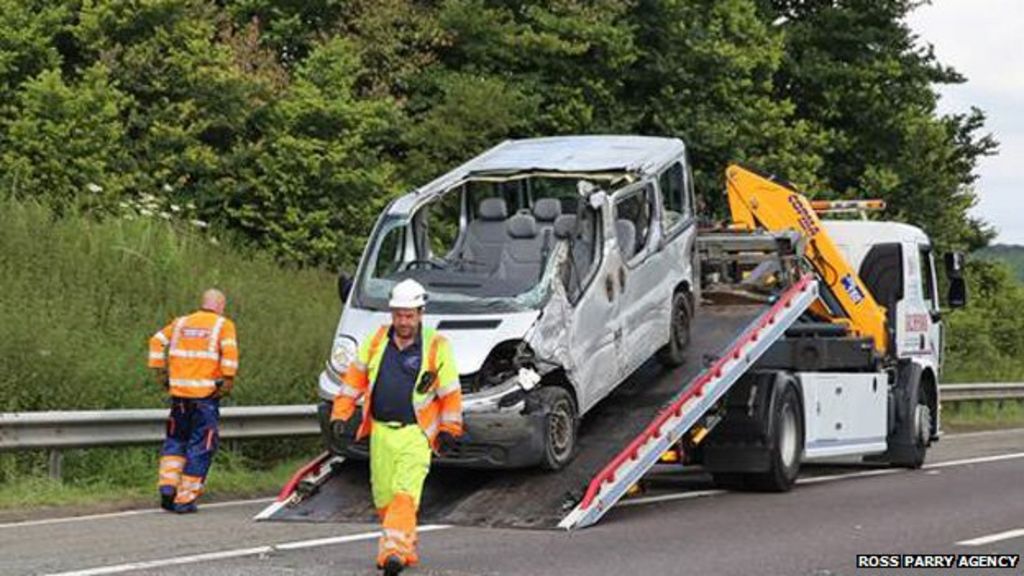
[381,555,404,576]
[159,488,175,512]
[174,502,198,514]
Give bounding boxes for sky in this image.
[906,0,1024,246]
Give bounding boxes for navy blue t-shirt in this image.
[370,329,421,425]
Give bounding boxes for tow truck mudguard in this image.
[317,400,549,469]
[702,371,801,473]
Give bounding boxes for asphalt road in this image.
[2,428,1022,576]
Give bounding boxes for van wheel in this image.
[539,387,578,470]
[747,383,803,492]
[657,291,691,368]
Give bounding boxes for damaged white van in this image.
[318,136,698,469]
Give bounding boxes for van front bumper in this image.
[316,397,549,470]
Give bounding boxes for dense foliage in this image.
[0,0,997,267]
[0,0,1017,386]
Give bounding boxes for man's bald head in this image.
[201,289,227,315]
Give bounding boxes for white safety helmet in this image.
[389,279,427,309]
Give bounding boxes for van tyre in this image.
[657,291,691,368]
[539,387,578,470]
[747,383,803,492]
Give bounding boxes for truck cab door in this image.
[898,243,940,364]
[919,246,943,367]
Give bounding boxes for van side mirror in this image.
[338,272,353,304]
[944,252,966,308]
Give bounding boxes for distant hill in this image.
[975,244,1024,282]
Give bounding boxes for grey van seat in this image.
[532,198,562,225]
[460,198,509,271]
[554,214,596,292]
[616,218,637,261]
[494,213,545,292]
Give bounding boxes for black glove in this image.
[331,419,350,454]
[436,431,459,457]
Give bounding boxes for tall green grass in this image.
[0,197,340,411]
[0,197,339,497]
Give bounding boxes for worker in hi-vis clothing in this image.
[148,289,238,513]
[331,279,462,575]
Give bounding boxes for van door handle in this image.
[618,267,626,290]
[605,275,615,302]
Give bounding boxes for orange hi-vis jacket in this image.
[331,325,462,451]
[149,310,239,399]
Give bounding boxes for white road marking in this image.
[620,451,1024,508]
[797,467,901,485]
[0,496,275,530]
[41,525,452,576]
[957,528,1024,547]
[922,452,1024,469]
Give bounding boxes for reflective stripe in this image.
[221,359,238,369]
[413,392,436,412]
[160,460,184,470]
[168,317,187,352]
[220,338,237,348]
[153,332,169,345]
[209,317,225,355]
[427,337,441,373]
[436,380,459,398]
[168,349,219,360]
[423,421,439,439]
[159,472,181,481]
[440,409,462,424]
[169,378,217,388]
[338,383,362,399]
[149,352,165,360]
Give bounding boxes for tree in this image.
[0,64,134,212]
[762,0,997,250]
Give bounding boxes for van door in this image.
[565,201,623,412]
[612,184,664,378]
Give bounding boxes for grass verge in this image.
[941,399,1024,433]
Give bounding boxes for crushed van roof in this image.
[465,136,685,175]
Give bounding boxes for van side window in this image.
[658,162,688,231]
[614,186,653,262]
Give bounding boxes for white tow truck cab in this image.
[317,136,699,469]
[694,207,966,490]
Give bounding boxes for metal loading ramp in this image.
[258,276,817,530]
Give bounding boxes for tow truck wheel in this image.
[539,387,578,470]
[657,291,691,368]
[748,383,803,492]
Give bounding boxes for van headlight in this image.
[328,336,358,376]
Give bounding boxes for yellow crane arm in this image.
[725,164,889,354]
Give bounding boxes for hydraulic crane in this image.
[725,164,890,354]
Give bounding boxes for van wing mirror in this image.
[338,272,353,304]
[944,252,966,309]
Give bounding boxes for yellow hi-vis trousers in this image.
[370,421,431,567]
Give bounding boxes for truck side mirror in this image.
[944,252,966,308]
[338,272,353,304]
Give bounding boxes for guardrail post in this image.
[48,450,63,482]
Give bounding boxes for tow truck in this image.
[257,151,967,531]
